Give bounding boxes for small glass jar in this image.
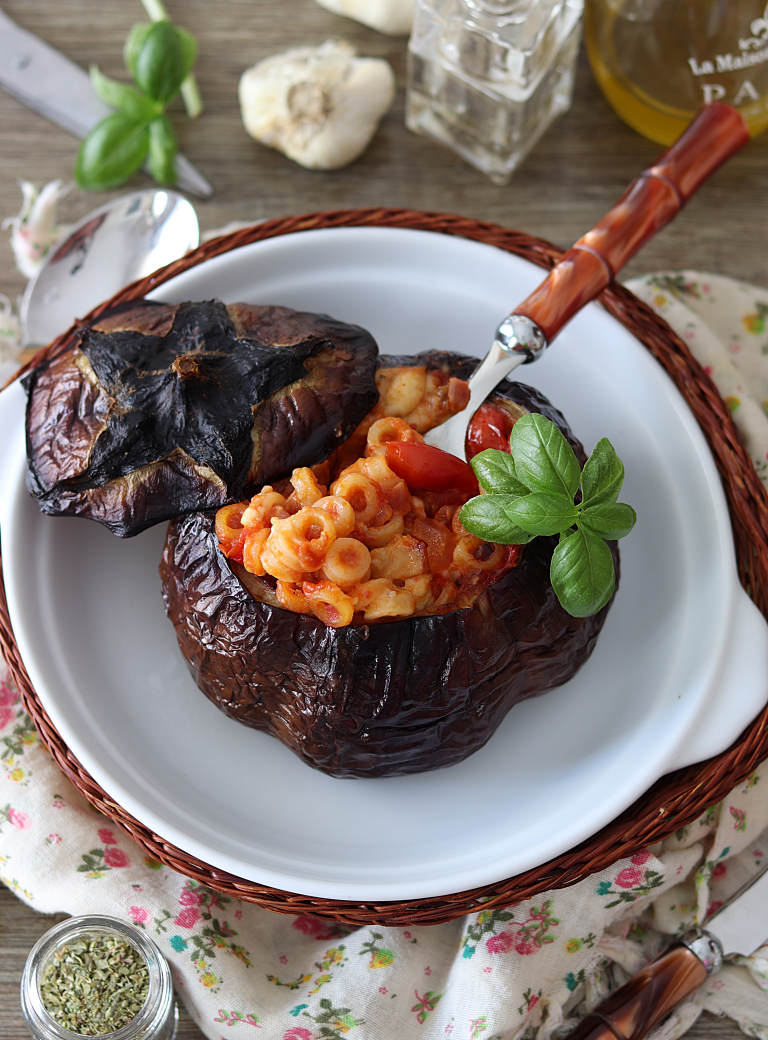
[21,915,178,1040]
[406,0,584,183]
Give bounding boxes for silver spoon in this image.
[424,102,751,458]
[20,188,199,347]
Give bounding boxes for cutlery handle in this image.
[562,943,711,1040]
[513,102,750,345]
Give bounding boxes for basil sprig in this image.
[75,20,198,191]
[459,413,636,618]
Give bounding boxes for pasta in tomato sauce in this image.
[215,366,522,627]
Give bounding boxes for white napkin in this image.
[2,272,768,1040]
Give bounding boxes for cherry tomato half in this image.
[385,441,479,495]
[465,401,516,460]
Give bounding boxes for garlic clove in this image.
[314,0,415,36]
[2,180,72,280]
[239,41,395,171]
[0,293,21,366]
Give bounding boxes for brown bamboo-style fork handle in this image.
[424,102,750,457]
[563,933,722,1040]
[515,102,749,345]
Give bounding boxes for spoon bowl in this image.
[20,189,199,347]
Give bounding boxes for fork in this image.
[423,102,750,458]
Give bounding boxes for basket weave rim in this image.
[4,206,768,927]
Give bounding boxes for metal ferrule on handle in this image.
[562,930,723,1040]
[495,313,548,364]
[464,315,546,409]
[426,316,545,457]
[464,314,546,411]
[680,928,723,974]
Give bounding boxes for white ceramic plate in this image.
[2,227,768,902]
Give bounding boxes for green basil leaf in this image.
[470,449,530,496]
[459,496,536,545]
[550,526,615,617]
[134,21,187,103]
[509,413,581,500]
[579,502,637,540]
[175,26,198,79]
[124,23,153,79]
[581,437,625,508]
[506,491,578,536]
[75,113,150,192]
[147,116,178,185]
[89,65,160,121]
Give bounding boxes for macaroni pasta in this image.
[215,365,521,627]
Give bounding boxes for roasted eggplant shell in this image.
[160,356,619,778]
[24,299,379,537]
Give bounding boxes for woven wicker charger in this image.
[3,208,768,927]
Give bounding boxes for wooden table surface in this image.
[1,2,766,1037]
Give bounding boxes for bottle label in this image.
[686,3,768,106]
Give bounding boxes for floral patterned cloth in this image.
[625,271,768,491]
[3,272,768,1040]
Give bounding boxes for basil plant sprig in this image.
[459,413,636,618]
[75,19,198,192]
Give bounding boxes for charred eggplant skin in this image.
[160,354,619,778]
[24,299,379,537]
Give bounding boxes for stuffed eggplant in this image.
[159,352,619,778]
[23,299,618,778]
[24,299,379,536]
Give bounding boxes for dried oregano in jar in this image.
[41,933,149,1034]
[21,915,177,1040]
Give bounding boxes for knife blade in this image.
[0,6,212,199]
[702,857,768,956]
[563,858,768,1040]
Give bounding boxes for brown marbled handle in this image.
[514,102,750,344]
[562,945,708,1040]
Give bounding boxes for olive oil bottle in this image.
[585,0,768,144]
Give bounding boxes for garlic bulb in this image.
[314,0,415,36]
[239,41,395,170]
